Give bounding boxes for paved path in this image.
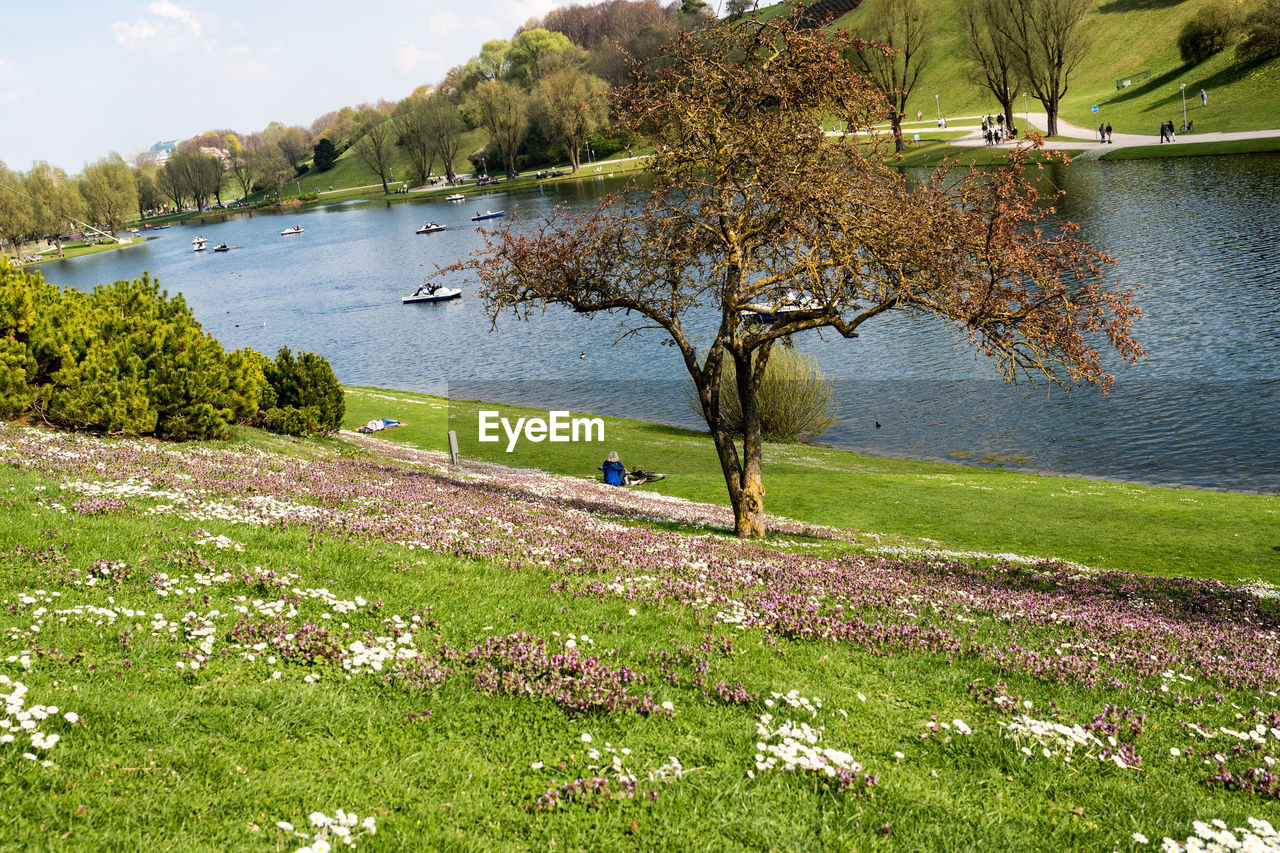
[940,112,1280,158]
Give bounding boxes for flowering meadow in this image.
[0,421,1277,850]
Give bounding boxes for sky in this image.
[0,0,610,172]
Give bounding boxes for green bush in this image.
[1238,0,1280,61]
[0,261,73,416]
[261,347,345,436]
[0,261,344,441]
[1178,1,1240,62]
[689,346,841,442]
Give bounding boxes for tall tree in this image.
[156,161,185,211]
[251,145,293,203]
[312,138,339,172]
[354,113,397,194]
[453,13,1142,539]
[987,0,1092,137]
[422,95,466,181]
[165,151,222,211]
[472,39,513,82]
[847,0,932,153]
[133,164,166,217]
[508,28,581,86]
[0,161,33,259]
[536,68,610,172]
[276,126,313,172]
[395,96,436,185]
[26,163,85,256]
[226,133,256,199]
[80,153,139,236]
[464,80,530,178]
[959,0,1023,130]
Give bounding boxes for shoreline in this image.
[343,385,1279,499]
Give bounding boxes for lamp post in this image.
[1180,83,1187,132]
[934,93,940,122]
[293,179,300,199]
[480,156,487,178]
[1023,92,1029,128]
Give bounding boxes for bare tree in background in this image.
[987,0,1092,137]
[959,0,1023,131]
[847,0,932,152]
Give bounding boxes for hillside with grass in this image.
[796,0,1280,136]
[3,417,1280,851]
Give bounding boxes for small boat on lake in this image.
[446,193,465,202]
[193,237,207,251]
[213,243,231,252]
[280,225,304,236]
[402,284,462,304]
[739,290,822,323]
[471,210,505,222]
[416,221,447,234]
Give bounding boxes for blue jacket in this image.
[602,460,627,486]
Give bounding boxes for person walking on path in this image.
[1159,121,1168,143]
[1201,88,1208,107]
[1105,122,1113,143]
[1099,122,1106,142]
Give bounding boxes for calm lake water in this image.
[38,156,1280,492]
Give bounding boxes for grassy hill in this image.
[4,418,1280,850]
[793,0,1280,136]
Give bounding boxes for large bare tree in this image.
[846,0,932,153]
[455,13,1142,538]
[987,0,1092,137]
[959,0,1023,131]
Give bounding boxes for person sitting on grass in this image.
[601,450,628,486]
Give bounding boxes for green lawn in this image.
[342,386,1278,586]
[1102,135,1280,159]
[2,417,1278,851]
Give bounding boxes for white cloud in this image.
[111,2,214,54]
[148,0,202,37]
[394,40,437,75]
[110,19,159,49]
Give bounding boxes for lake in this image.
[36,156,1280,493]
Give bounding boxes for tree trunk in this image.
[1045,97,1059,137]
[1001,97,1016,133]
[891,113,905,153]
[731,349,767,538]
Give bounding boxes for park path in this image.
[944,112,1280,158]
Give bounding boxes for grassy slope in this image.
[805,0,1280,138]
[342,387,1279,585]
[3,429,1272,851]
